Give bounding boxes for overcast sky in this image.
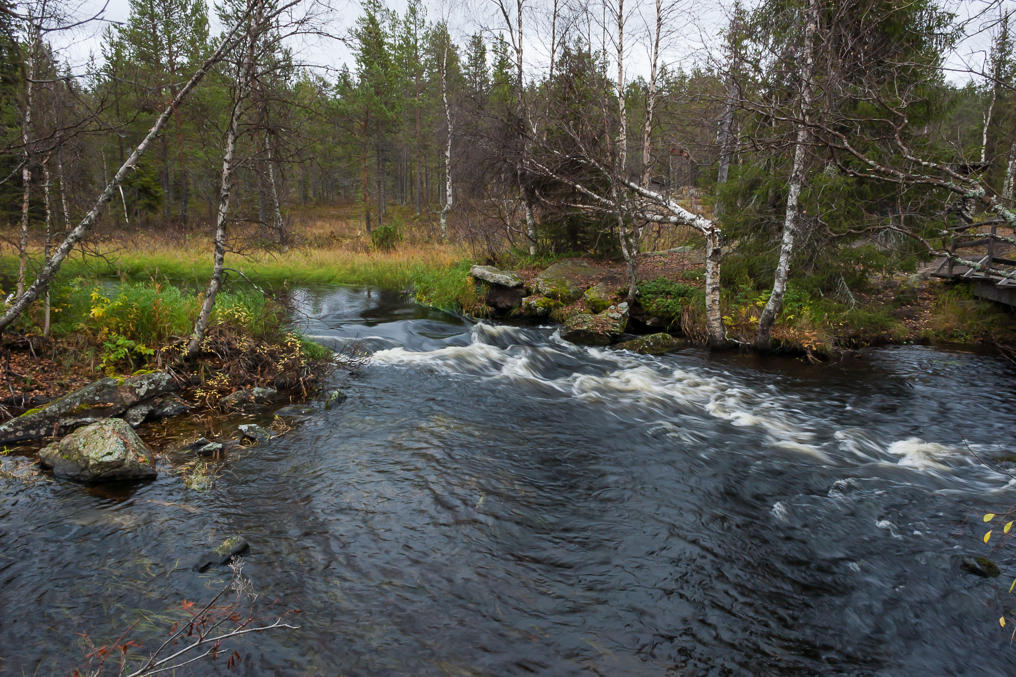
[44,0,1013,86]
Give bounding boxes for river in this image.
[2,286,1016,675]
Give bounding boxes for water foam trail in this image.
[373,323,830,460]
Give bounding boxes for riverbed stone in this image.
[38,418,157,482]
[469,265,523,288]
[560,302,629,346]
[324,389,347,410]
[238,423,272,444]
[194,535,250,572]
[221,387,280,412]
[961,556,1001,578]
[519,295,561,318]
[535,259,600,302]
[613,332,683,355]
[0,372,179,444]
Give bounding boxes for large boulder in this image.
[535,259,600,302]
[583,283,614,313]
[38,418,157,482]
[469,265,526,314]
[469,265,523,288]
[560,302,629,346]
[0,372,179,444]
[613,332,683,355]
[518,295,562,319]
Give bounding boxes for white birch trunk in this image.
[187,25,255,356]
[756,0,819,350]
[42,156,51,337]
[439,43,453,240]
[265,132,286,248]
[1004,142,1016,201]
[17,31,37,298]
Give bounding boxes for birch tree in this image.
[755,0,820,350]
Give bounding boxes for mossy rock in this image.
[535,259,599,302]
[518,295,562,318]
[560,303,629,346]
[584,283,614,314]
[613,333,684,355]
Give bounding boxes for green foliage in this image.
[297,335,333,361]
[100,333,155,374]
[370,223,403,251]
[637,278,699,323]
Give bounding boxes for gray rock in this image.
[613,332,684,355]
[221,387,280,411]
[519,295,561,318]
[124,403,152,427]
[560,303,629,346]
[194,535,250,572]
[148,394,191,420]
[469,265,523,288]
[38,418,157,482]
[535,259,600,302]
[0,372,178,444]
[583,283,613,313]
[238,423,272,444]
[275,404,318,417]
[324,389,347,410]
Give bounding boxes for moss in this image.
[18,407,44,417]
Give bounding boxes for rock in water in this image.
[38,418,157,482]
[194,536,250,572]
[220,387,281,412]
[961,556,1001,578]
[238,423,272,444]
[613,332,683,355]
[560,303,629,346]
[323,389,347,410]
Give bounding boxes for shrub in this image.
[370,224,402,251]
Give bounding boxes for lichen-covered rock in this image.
[613,332,683,355]
[38,418,157,482]
[469,265,523,288]
[560,303,629,346]
[324,389,347,410]
[0,372,179,444]
[220,387,280,411]
[535,259,600,302]
[583,283,614,313]
[519,295,562,318]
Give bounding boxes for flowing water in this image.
[3,286,1016,675]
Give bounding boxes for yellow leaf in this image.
[1009,577,1016,594]
[985,530,993,544]
[985,513,996,522]
[1002,617,1007,628]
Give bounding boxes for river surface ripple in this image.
[2,286,1016,675]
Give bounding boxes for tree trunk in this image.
[42,156,52,337]
[0,8,251,333]
[755,0,819,351]
[439,43,453,240]
[187,34,253,356]
[1004,141,1016,201]
[704,228,725,348]
[265,132,286,248]
[17,31,37,299]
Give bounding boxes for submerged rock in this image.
[38,418,157,482]
[238,423,272,444]
[275,404,318,417]
[0,371,179,444]
[323,389,347,410]
[535,259,599,302]
[220,387,281,412]
[961,556,1001,578]
[560,303,629,346]
[194,535,250,572]
[469,265,523,288]
[613,332,683,355]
